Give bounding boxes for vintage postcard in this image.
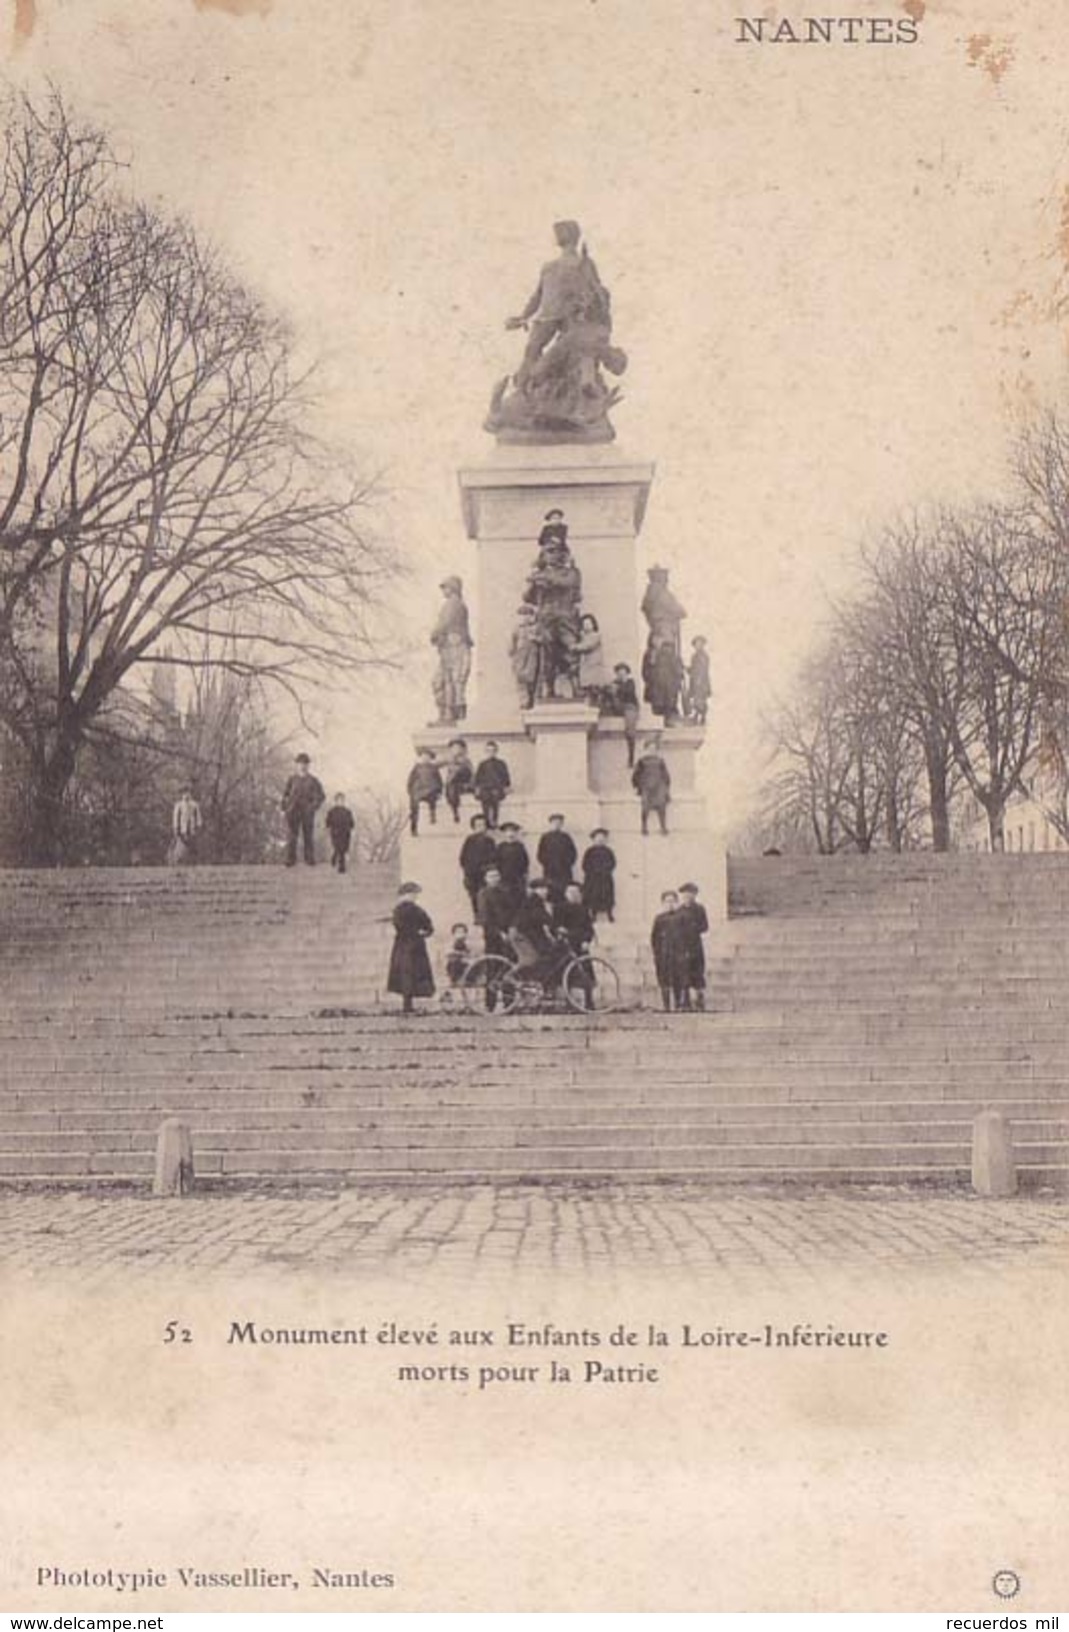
[2,0,1068,1615]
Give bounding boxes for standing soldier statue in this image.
[523,514,583,699]
[430,575,473,724]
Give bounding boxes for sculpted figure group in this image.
[485,220,628,445]
[431,521,710,730]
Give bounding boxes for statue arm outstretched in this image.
[507,274,544,329]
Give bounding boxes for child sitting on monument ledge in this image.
[406,748,443,835]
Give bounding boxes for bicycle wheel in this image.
[462,955,518,1015]
[563,955,620,1014]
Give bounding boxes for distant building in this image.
[958,768,1069,854]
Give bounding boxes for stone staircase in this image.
[0,865,398,1017]
[0,855,1067,1185]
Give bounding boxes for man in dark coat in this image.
[632,740,671,835]
[553,883,594,954]
[581,827,616,922]
[676,882,710,1011]
[387,882,435,1015]
[406,748,443,835]
[495,820,530,907]
[553,882,595,1009]
[459,812,497,919]
[282,752,326,866]
[325,793,356,874]
[650,889,687,1011]
[511,879,567,982]
[473,741,511,828]
[476,864,515,959]
[536,813,578,903]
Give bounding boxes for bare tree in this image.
[762,640,886,855]
[0,91,394,862]
[353,787,406,866]
[178,661,294,863]
[937,504,1058,850]
[860,516,964,851]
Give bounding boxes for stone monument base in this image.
[400,709,725,1007]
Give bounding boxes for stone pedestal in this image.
[401,443,725,1004]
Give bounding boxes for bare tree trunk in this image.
[987,800,1006,853]
[925,740,951,852]
[29,733,80,865]
[885,786,903,852]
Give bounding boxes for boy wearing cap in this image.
[473,741,511,828]
[511,879,568,983]
[687,637,712,726]
[387,882,435,1015]
[495,821,529,908]
[632,739,671,835]
[537,813,578,904]
[581,828,616,922]
[444,737,475,823]
[406,748,443,835]
[281,753,326,866]
[445,923,472,988]
[676,882,710,1011]
[459,812,497,918]
[476,864,515,959]
[607,662,640,767]
[553,881,595,956]
[554,882,596,1009]
[325,793,356,874]
[650,890,687,1012]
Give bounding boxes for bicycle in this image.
[461,938,621,1016]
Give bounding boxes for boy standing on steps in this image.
[473,741,511,829]
[632,739,671,835]
[651,889,686,1012]
[325,793,355,874]
[676,882,710,1011]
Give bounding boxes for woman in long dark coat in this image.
[387,882,435,1014]
[581,828,616,922]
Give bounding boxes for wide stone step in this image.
[5,1115,1066,1155]
[3,1098,1066,1133]
[3,1142,1066,1181]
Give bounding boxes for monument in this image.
[401,221,724,996]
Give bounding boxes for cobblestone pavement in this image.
[2,1182,1068,1289]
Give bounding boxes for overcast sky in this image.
[10,0,1069,830]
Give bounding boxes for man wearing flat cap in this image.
[537,812,578,904]
[676,882,710,1011]
[281,752,326,867]
[494,819,529,908]
[430,574,473,725]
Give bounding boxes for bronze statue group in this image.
[428,515,711,733]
